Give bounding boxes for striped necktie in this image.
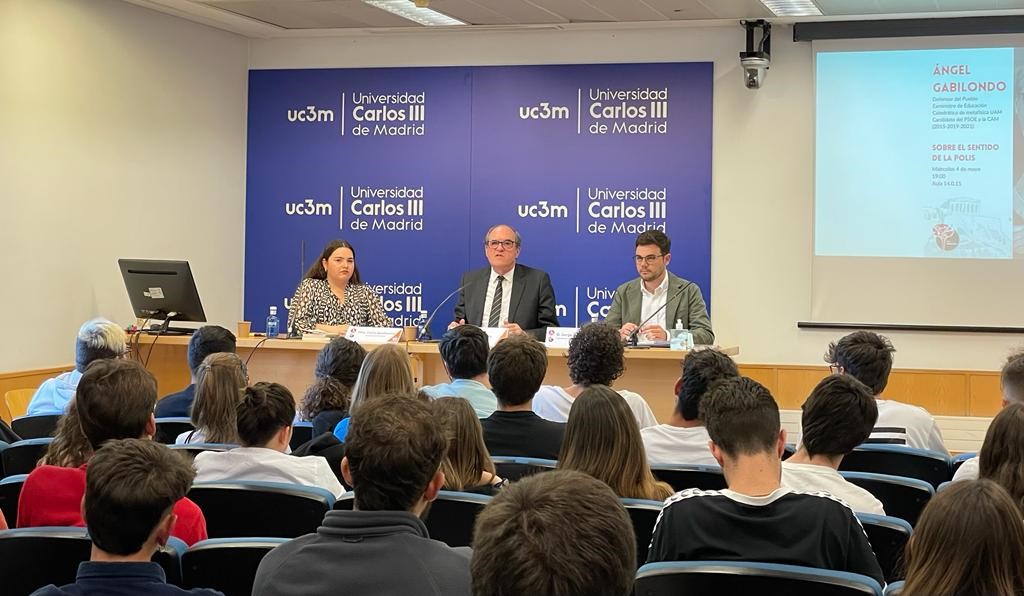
[488,276,505,327]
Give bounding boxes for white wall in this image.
[0,0,248,370]
[250,26,1024,370]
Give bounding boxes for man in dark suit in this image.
[451,224,558,341]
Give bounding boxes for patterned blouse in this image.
[288,278,392,331]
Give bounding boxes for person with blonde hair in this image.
[27,318,127,415]
[558,385,672,501]
[903,479,1024,596]
[176,352,248,445]
[434,397,504,495]
[332,343,415,441]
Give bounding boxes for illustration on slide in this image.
[923,197,1009,257]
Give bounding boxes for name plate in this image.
[345,326,404,344]
[545,327,580,348]
[479,326,510,347]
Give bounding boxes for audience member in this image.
[782,375,885,514]
[176,353,247,445]
[480,335,565,460]
[27,318,126,415]
[434,397,504,495]
[299,337,366,436]
[39,399,92,467]
[193,383,344,498]
[332,343,416,441]
[422,325,498,417]
[471,469,635,596]
[558,385,672,500]
[902,479,1024,596]
[826,331,948,454]
[252,395,471,596]
[641,348,738,465]
[646,377,883,585]
[977,403,1024,513]
[155,326,236,418]
[30,439,222,596]
[532,322,656,428]
[954,350,1024,481]
[18,359,207,545]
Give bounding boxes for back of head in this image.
[192,352,247,444]
[677,349,739,421]
[300,338,366,419]
[77,359,158,450]
[345,394,446,511]
[904,479,1024,596]
[559,385,666,500]
[85,439,195,556]
[350,343,415,414]
[800,375,878,458]
[701,377,780,458]
[434,397,493,491]
[1000,351,1024,404]
[979,403,1024,512]
[187,325,237,373]
[566,323,623,386]
[41,399,92,467]
[824,331,895,395]
[471,469,636,596]
[237,383,295,448]
[75,318,127,372]
[487,335,548,406]
[439,325,489,380]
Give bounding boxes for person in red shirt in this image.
[17,359,207,545]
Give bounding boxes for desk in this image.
[135,334,738,423]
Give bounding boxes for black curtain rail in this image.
[794,16,1024,42]
[797,321,1024,334]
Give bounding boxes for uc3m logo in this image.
[285,198,333,216]
[287,105,335,123]
[518,102,570,120]
[517,201,569,218]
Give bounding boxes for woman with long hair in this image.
[332,343,416,441]
[558,384,673,501]
[903,479,1024,596]
[434,397,503,495]
[39,399,92,468]
[176,352,248,445]
[978,402,1024,512]
[288,239,391,334]
[300,337,367,436]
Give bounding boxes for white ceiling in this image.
[122,0,1024,37]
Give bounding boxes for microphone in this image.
[625,279,693,347]
[417,284,467,341]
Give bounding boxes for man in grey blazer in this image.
[604,230,714,345]
[451,224,559,341]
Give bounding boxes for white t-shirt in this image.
[532,385,658,429]
[781,461,886,515]
[193,446,345,499]
[640,424,717,466]
[870,399,949,455]
[952,456,979,482]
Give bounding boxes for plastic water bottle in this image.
[266,306,280,338]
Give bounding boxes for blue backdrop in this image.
[245,63,713,335]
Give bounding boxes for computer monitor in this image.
[118,259,206,334]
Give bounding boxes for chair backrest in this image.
[290,422,314,452]
[635,561,883,596]
[950,452,975,476]
[884,580,905,595]
[855,513,913,584]
[4,388,35,420]
[333,491,355,510]
[422,490,492,547]
[186,481,334,538]
[651,464,727,492]
[0,526,92,595]
[0,398,12,426]
[181,537,289,596]
[11,414,62,440]
[0,474,28,525]
[168,443,238,461]
[154,536,188,587]
[1,437,54,478]
[154,417,195,445]
[491,456,557,481]
[621,498,663,567]
[841,471,934,527]
[838,445,951,489]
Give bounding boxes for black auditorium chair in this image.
[949,452,975,476]
[856,513,913,584]
[289,421,314,452]
[650,464,726,492]
[11,414,61,440]
[422,491,492,548]
[491,456,557,482]
[168,443,237,461]
[0,527,92,595]
[0,473,27,525]
[841,472,933,527]
[154,417,195,444]
[838,445,951,489]
[634,561,883,596]
[186,481,334,538]
[181,538,289,596]
[622,498,663,566]
[1,438,53,477]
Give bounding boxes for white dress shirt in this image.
[482,267,515,326]
[193,446,345,498]
[639,274,669,330]
[641,424,718,466]
[532,385,658,429]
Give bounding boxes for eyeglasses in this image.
[634,254,664,264]
[485,240,517,250]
